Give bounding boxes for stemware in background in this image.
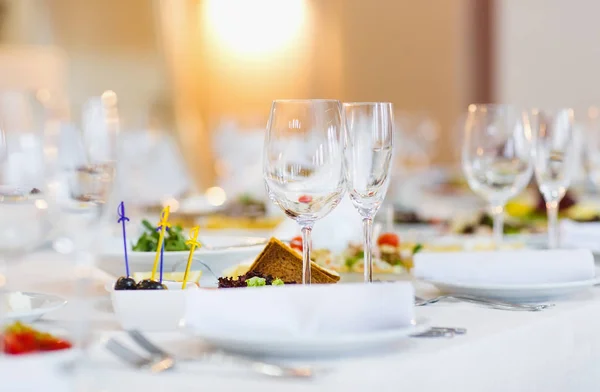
[462,104,534,247]
[343,102,394,283]
[263,100,346,285]
[583,106,600,192]
[524,109,577,249]
[0,91,51,338]
[44,91,119,353]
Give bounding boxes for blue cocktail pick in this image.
[117,201,130,277]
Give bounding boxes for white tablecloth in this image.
[5,252,600,392]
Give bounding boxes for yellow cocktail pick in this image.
[151,206,171,281]
[182,226,202,289]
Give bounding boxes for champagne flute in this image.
[263,100,345,285]
[343,102,394,283]
[524,109,576,248]
[462,104,534,246]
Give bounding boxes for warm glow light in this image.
[162,197,180,213]
[205,186,227,206]
[204,0,306,55]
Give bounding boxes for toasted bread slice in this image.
[247,237,340,284]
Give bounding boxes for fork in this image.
[121,331,315,378]
[415,295,553,311]
[106,338,176,373]
[412,327,467,338]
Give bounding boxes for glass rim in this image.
[272,99,340,104]
[343,102,393,106]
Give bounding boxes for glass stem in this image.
[546,200,559,249]
[363,217,374,283]
[301,225,313,285]
[490,203,504,248]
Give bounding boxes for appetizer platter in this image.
[99,208,268,277]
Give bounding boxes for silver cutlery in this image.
[412,327,467,338]
[106,331,315,378]
[415,295,554,311]
[106,338,175,373]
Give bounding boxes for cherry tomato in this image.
[377,233,400,247]
[290,236,303,252]
[39,338,72,351]
[4,332,37,355]
[298,195,312,203]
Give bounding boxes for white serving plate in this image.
[98,234,266,277]
[425,278,598,302]
[107,281,200,332]
[6,292,67,323]
[184,320,428,358]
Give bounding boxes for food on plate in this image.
[133,271,202,284]
[307,232,420,274]
[3,322,71,355]
[394,210,436,224]
[222,262,252,278]
[218,271,290,288]
[132,220,192,252]
[135,279,167,290]
[248,237,340,284]
[290,235,303,252]
[452,189,600,235]
[114,271,203,290]
[452,212,541,235]
[114,276,137,290]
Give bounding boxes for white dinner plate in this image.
[425,278,599,302]
[186,321,428,357]
[98,234,267,277]
[6,292,68,323]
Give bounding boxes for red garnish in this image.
[2,322,72,355]
[290,236,303,252]
[377,233,400,247]
[298,195,312,203]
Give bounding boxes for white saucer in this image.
[426,278,598,302]
[6,292,67,323]
[186,321,428,357]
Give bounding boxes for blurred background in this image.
[2,0,599,224]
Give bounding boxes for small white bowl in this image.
[107,281,199,332]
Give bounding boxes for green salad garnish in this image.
[246,277,266,287]
[132,219,192,252]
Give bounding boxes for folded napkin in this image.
[184,282,414,337]
[561,219,600,252]
[413,249,595,285]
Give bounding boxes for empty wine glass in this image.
[343,102,394,283]
[0,91,51,340]
[524,109,577,248]
[43,92,119,355]
[462,104,534,246]
[263,100,345,284]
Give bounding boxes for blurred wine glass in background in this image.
[0,92,51,335]
[462,104,534,246]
